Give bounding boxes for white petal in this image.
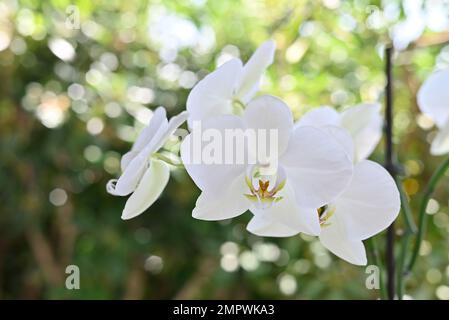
[180,115,246,193]
[340,103,383,162]
[248,181,321,236]
[112,152,148,196]
[417,69,449,128]
[281,126,353,208]
[431,118,449,155]
[243,95,293,159]
[106,179,118,195]
[133,107,167,152]
[334,160,400,240]
[121,158,170,220]
[152,111,189,152]
[187,59,243,127]
[192,173,250,220]
[235,40,276,102]
[296,106,340,128]
[319,214,368,265]
[120,150,139,172]
[113,120,169,195]
[321,125,355,162]
[352,114,382,162]
[247,215,299,237]
[121,107,168,171]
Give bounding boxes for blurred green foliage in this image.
[1,0,449,299]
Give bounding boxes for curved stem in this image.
[397,232,411,299]
[395,177,417,299]
[406,154,449,273]
[396,177,417,234]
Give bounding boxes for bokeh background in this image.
[1,0,449,299]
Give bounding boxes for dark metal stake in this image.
[385,46,396,300]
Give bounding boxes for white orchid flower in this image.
[186,40,276,127]
[107,107,188,220]
[249,105,400,265]
[249,160,400,265]
[417,69,449,155]
[181,95,354,236]
[296,104,383,162]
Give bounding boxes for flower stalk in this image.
[396,177,417,299]
[406,154,449,274]
[384,46,396,300]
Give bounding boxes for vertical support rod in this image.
[385,46,396,300]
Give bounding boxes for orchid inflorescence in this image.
[106,40,447,266]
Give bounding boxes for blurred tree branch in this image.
[411,31,449,49]
[174,258,217,299]
[25,228,63,287]
[123,258,147,300]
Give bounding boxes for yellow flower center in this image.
[244,168,286,209]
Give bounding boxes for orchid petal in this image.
[235,40,276,102]
[321,125,355,162]
[133,107,167,152]
[243,95,293,159]
[112,118,170,196]
[110,152,148,196]
[180,115,247,193]
[187,59,243,127]
[334,160,400,240]
[111,109,185,195]
[192,173,250,220]
[431,117,449,155]
[120,150,139,172]
[246,215,299,237]
[296,106,340,128]
[417,69,449,128]
[121,107,168,171]
[152,111,189,152]
[281,126,353,208]
[340,103,382,162]
[121,158,170,220]
[319,213,368,266]
[248,181,321,236]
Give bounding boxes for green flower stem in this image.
[396,177,418,234]
[406,154,449,273]
[397,231,411,299]
[395,177,417,299]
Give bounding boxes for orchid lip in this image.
[244,166,286,210]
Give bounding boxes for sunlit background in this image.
[1,0,449,299]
